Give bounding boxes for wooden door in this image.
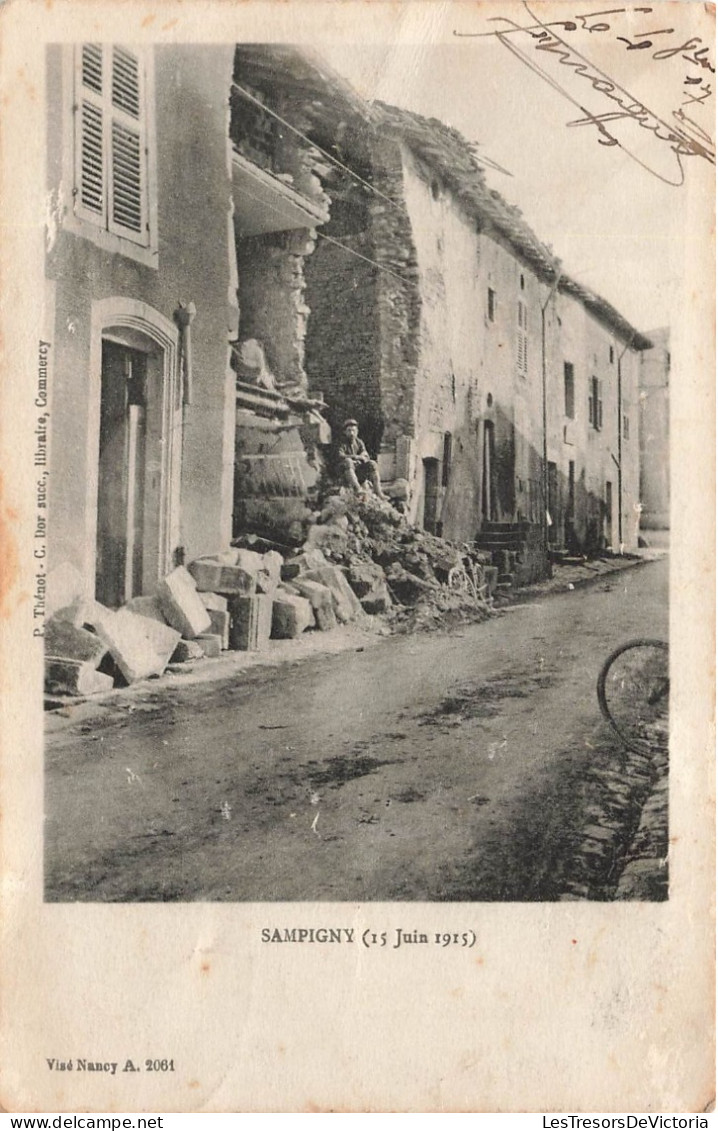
[95,341,148,606]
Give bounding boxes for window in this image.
[517,300,528,376]
[441,432,453,487]
[623,413,630,440]
[563,362,575,419]
[609,344,615,364]
[74,44,151,247]
[487,287,496,322]
[589,376,603,430]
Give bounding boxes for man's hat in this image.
[343,418,358,429]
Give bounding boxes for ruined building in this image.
[44,43,654,616]
[306,103,653,564]
[43,44,364,605]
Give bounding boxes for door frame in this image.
[86,298,181,599]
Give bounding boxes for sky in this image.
[316,2,714,333]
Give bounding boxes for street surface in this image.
[45,559,668,902]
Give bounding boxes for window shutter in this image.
[108,47,146,242]
[74,44,149,247]
[75,44,106,224]
[79,102,104,215]
[111,47,140,117]
[81,43,103,93]
[111,121,143,234]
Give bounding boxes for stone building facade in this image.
[45,44,240,606]
[45,43,653,612]
[43,44,359,605]
[305,104,652,558]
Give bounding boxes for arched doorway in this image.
[89,300,181,607]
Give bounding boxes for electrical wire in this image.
[231,175,412,288]
[231,80,404,214]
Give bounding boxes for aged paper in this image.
[0,0,714,1113]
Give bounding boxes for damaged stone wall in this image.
[236,228,316,393]
[305,132,422,487]
[369,137,422,456]
[233,410,320,545]
[304,177,384,454]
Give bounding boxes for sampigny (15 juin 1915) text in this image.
[261,927,477,948]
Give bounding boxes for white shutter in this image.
[111,121,143,235]
[81,43,103,93]
[75,44,107,225]
[111,47,141,117]
[108,47,148,244]
[74,44,149,247]
[79,102,104,214]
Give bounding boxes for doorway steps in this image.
[474,521,550,587]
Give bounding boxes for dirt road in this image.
[45,558,668,902]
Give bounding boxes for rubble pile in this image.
[43,539,365,704]
[44,491,496,705]
[291,489,497,633]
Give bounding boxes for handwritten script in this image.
[455,4,715,186]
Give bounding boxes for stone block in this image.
[304,566,362,623]
[234,548,265,576]
[158,567,212,637]
[360,586,392,615]
[46,562,84,620]
[124,595,169,625]
[291,579,337,631]
[271,594,314,639]
[387,478,410,502]
[238,498,312,546]
[206,608,230,649]
[276,581,301,597]
[261,550,283,590]
[189,557,257,595]
[281,548,328,581]
[187,558,225,592]
[88,605,181,683]
[385,567,439,607]
[44,619,107,667]
[228,594,273,651]
[215,566,257,596]
[202,592,228,612]
[304,523,348,556]
[51,597,103,629]
[171,638,205,663]
[214,549,239,566]
[346,560,386,599]
[45,657,114,697]
[196,633,223,659]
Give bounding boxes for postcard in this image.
[0,0,714,1113]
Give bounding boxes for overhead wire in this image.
[230,80,405,215]
[230,176,413,288]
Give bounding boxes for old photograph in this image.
[0,0,713,1112]
[40,17,696,905]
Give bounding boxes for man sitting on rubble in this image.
[337,419,386,499]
